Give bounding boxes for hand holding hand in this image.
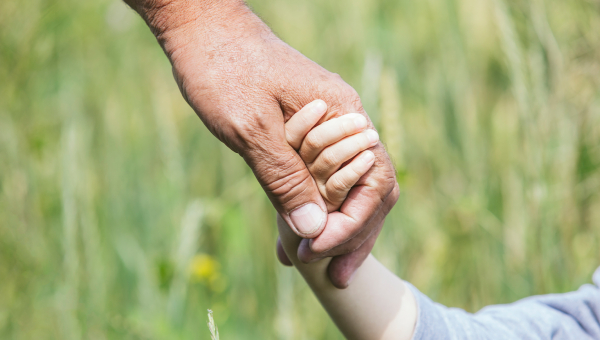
[126,0,399,288]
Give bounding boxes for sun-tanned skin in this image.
[123,0,399,288]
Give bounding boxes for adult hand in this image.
[125,0,399,288]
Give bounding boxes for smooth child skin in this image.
[284,100,379,212]
[281,100,380,265]
[277,101,417,340]
[124,0,399,288]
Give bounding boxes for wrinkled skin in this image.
[125,0,399,288]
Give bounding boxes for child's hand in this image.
[285,100,380,211]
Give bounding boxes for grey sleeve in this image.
[408,267,600,340]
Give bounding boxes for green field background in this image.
[1,0,599,339]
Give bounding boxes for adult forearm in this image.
[123,0,279,154]
[277,217,417,340]
[123,0,246,34]
[123,0,268,69]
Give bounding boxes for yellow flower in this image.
[190,254,220,282]
[190,254,228,292]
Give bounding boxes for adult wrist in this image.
[128,0,256,57]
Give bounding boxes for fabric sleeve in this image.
[408,267,600,340]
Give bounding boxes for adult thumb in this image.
[243,136,328,238]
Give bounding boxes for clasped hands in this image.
[125,0,399,288]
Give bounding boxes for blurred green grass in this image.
[1,0,599,339]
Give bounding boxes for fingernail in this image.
[366,129,379,144]
[354,115,367,130]
[290,203,326,235]
[361,150,375,164]
[311,99,327,113]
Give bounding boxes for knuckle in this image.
[284,129,295,146]
[320,149,338,168]
[308,163,326,179]
[365,149,397,192]
[303,132,322,152]
[315,76,365,115]
[383,183,400,213]
[261,154,314,208]
[328,176,348,195]
[340,117,354,136]
[381,165,398,189]
[348,162,363,178]
[358,133,371,149]
[330,72,344,81]
[219,105,274,152]
[342,87,364,112]
[326,190,347,205]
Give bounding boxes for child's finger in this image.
[325,150,375,206]
[285,99,328,150]
[299,113,368,163]
[308,129,379,180]
[276,236,294,266]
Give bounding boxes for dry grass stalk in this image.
[207,309,220,340]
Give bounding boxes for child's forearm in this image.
[277,219,417,340]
